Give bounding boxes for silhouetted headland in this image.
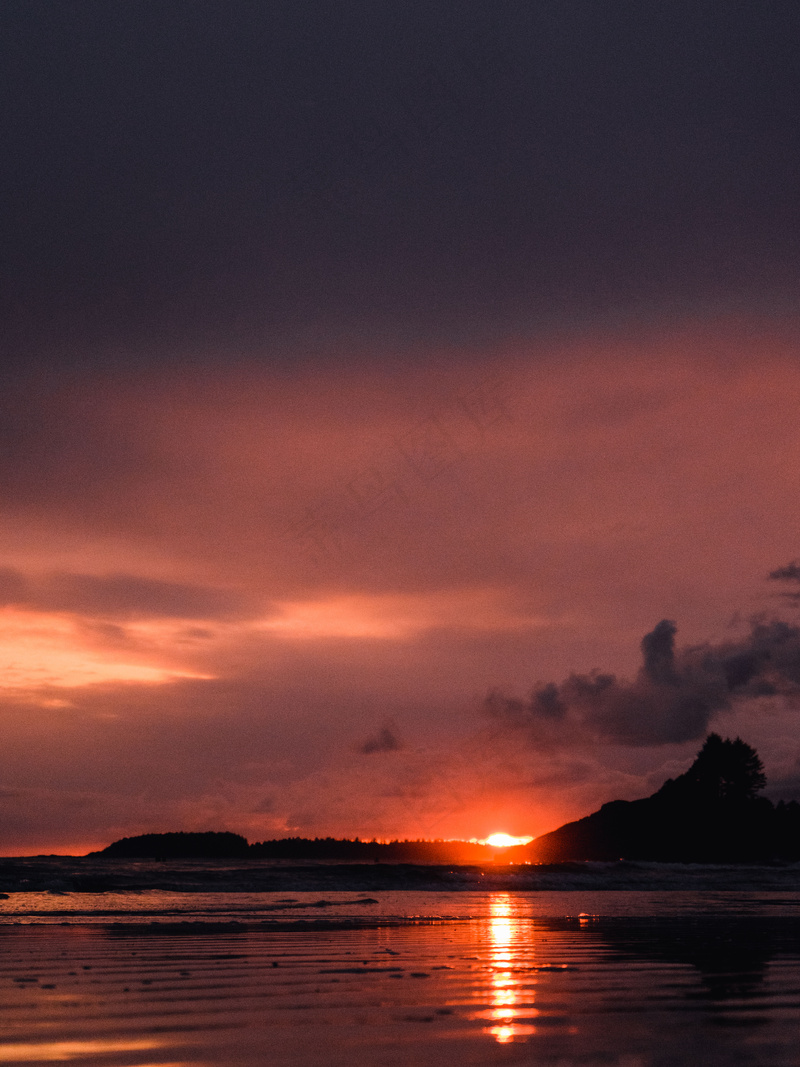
[528,734,800,863]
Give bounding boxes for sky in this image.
[3,1,800,854]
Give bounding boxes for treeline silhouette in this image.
[529,734,800,863]
[248,837,507,863]
[93,832,512,864]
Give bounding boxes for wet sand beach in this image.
[1,873,800,1066]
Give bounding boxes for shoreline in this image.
[2,856,800,896]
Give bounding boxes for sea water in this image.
[0,865,798,1066]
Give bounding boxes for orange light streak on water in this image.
[485,893,538,1043]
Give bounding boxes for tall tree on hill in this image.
[684,733,766,803]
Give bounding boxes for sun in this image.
[483,833,534,848]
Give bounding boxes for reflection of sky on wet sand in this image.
[0,1039,169,1063]
[0,893,799,1066]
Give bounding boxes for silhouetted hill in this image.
[96,831,250,859]
[528,734,800,863]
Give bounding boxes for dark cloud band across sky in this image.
[3,1,800,358]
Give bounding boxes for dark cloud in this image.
[768,561,800,582]
[529,682,567,721]
[0,567,253,620]
[768,561,800,600]
[4,1,800,358]
[359,725,403,755]
[641,619,679,685]
[486,617,800,747]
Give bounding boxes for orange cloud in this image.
[258,589,553,641]
[0,608,213,689]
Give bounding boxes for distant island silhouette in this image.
[94,735,800,864]
[97,831,251,860]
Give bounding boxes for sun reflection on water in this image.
[484,892,538,1043]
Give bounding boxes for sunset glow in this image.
[483,834,534,849]
[4,344,800,854]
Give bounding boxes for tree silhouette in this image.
[685,733,766,803]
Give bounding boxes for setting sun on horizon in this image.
[481,834,534,848]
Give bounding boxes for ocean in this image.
[1,859,798,1066]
